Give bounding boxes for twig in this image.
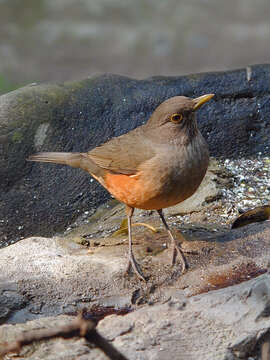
[0,313,128,360]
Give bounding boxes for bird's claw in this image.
[125,252,146,282]
[171,243,187,273]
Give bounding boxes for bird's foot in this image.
[170,242,187,273]
[125,252,146,282]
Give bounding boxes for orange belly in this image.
[103,172,189,210]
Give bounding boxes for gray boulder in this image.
[0,217,269,324]
[0,220,270,359]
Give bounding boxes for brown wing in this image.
[87,125,155,175]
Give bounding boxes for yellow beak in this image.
[193,94,215,111]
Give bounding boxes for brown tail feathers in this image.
[27,152,104,178]
[27,152,83,168]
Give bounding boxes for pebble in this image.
[218,157,270,223]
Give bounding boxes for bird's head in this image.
[146,94,214,142]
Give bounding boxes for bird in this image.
[27,94,214,281]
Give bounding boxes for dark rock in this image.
[0,280,26,325]
[1,65,270,244]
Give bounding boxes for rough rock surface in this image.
[0,217,269,324]
[0,223,270,360]
[1,65,270,244]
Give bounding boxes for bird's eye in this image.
[170,113,183,123]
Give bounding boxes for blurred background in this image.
[1,0,270,94]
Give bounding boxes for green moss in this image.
[12,131,23,143]
[0,74,21,95]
